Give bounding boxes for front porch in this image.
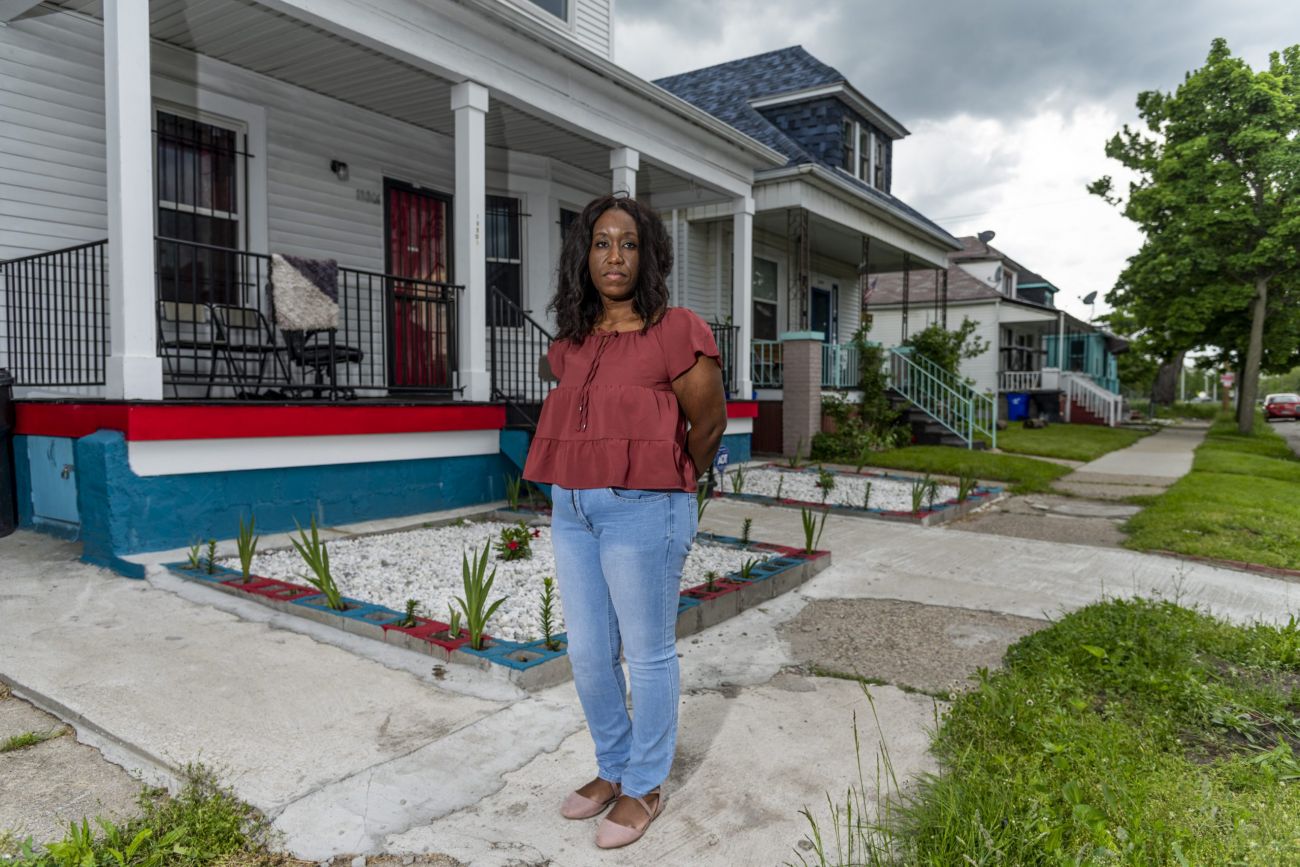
[1,0,778,406]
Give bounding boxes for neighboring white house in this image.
[864,235,1128,422]
[654,46,962,451]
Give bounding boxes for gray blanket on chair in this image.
[271,253,339,331]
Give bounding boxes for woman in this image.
[523,194,727,849]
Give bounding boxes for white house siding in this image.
[574,0,613,59]
[1,13,610,398]
[863,300,1001,394]
[0,15,108,259]
[680,219,732,324]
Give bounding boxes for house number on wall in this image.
[355,189,381,205]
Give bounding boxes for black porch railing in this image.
[155,237,461,398]
[709,322,739,396]
[2,237,462,399]
[0,241,109,387]
[488,287,554,428]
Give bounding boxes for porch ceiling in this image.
[753,210,917,273]
[41,0,722,198]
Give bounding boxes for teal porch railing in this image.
[821,342,860,389]
[887,346,998,449]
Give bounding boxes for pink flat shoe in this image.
[595,790,665,849]
[560,778,621,819]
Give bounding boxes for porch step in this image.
[887,392,988,449]
[1066,399,1107,426]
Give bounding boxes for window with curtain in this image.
[155,109,244,304]
[753,257,778,340]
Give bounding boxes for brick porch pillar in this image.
[780,331,823,458]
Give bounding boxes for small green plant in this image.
[738,558,759,581]
[705,570,719,592]
[291,517,345,610]
[495,521,533,561]
[910,477,927,515]
[457,545,507,650]
[204,538,218,575]
[800,507,828,555]
[862,481,873,510]
[854,446,872,475]
[787,438,804,468]
[957,469,978,503]
[446,604,462,638]
[186,541,203,571]
[815,465,836,504]
[925,476,941,509]
[236,514,258,584]
[505,474,523,510]
[398,599,420,628]
[697,480,711,523]
[1,728,64,753]
[741,516,753,545]
[539,576,561,651]
[730,465,747,495]
[775,475,785,500]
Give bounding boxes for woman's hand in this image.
[672,356,727,478]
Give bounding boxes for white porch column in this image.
[452,80,489,402]
[610,147,639,197]
[732,195,755,399]
[103,0,162,400]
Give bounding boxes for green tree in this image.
[901,316,989,380]
[1091,39,1300,433]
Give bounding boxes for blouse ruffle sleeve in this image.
[545,340,568,383]
[662,308,721,382]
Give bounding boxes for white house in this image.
[0,0,780,566]
[864,235,1128,425]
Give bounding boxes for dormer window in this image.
[858,130,870,180]
[873,136,887,189]
[526,0,567,19]
[841,119,854,172]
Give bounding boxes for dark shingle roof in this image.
[653,46,837,164]
[867,267,999,307]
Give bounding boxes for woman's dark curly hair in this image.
[549,194,673,342]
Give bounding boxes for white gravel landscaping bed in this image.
[220,520,770,643]
[725,466,959,512]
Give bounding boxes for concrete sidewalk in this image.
[1054,422,1208,499]
[3,491,1299,865]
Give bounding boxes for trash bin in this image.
[0,369,15,538]
[1006,392,1030,422]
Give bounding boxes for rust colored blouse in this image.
[523,307,721,492]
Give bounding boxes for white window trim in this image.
[501,0,577,35]
[152,78,269,256]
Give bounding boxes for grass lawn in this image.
[992,420,1150,462]
[798,599,1300,865]
[1125,417,1300,570]
[859,445,1072,494]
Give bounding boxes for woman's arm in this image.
[672,356,727,478]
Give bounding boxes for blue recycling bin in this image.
[1006,392,1030,422]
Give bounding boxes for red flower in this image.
[507,541,519,550]
[531,529,541,538]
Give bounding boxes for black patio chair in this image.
[280,329,364,401]
[208,303,294,397]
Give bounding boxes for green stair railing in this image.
[887,346,998,449]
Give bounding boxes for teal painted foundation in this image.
[721,432,752,465]
[66,431,510,570]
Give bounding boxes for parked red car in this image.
[1265,393,1300,421]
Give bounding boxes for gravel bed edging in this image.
[160,513,831,691]
[717,464,1006,527]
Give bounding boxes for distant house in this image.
[656,46,961,450]
[864,235,1128,424]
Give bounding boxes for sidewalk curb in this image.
[0,673,183,795]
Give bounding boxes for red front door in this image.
[385,181,454,389]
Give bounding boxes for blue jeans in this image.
[550,484,695,798]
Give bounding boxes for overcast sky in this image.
[614,1,1291,321]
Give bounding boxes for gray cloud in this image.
[617,0,1290,123]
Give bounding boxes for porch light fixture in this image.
[330,159,349,182]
